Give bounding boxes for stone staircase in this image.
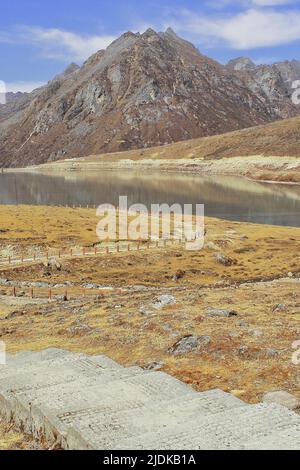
[0,348,299,450]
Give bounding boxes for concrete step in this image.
[0,351,132,431]
[13,366,145,436]
[6,348,75,365]
[0,353,123,385]
[17,371,198,445]
[243,424,300,450]
[65,390,247,450]
[5,348,122,371]
[113,403,300,450]
[1,349,299,450]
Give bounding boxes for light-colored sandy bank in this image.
[8,154,300,184]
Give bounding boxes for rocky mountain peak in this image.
[227,57,256,71]
[0,28,299,168]
[164,27,178,38]
[64,63,80,76]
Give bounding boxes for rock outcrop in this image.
[226,57,300,119]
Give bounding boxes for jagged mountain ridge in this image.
[226,57,300,118]
[0,28,299,167]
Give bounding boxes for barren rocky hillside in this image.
[0,28,284,168]
[226,57,300,119]
[1,28,300,168]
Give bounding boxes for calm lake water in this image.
[1,171,300,227]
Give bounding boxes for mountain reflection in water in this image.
[0,171,300,227]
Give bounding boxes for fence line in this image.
[0,237,197,269]
[0,285,121,301]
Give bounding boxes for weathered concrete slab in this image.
[0,349,299,450]
[113,403,300,450]
[25,371,197,445]
[262,390,300,410]
[13,366,145,437]
[243,424,300,450]
[4,349,122,372]
[65,390,247,450]
[0,353,121,384]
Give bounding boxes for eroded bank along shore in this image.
[6,154,300,185]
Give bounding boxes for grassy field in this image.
[0,205,299,448]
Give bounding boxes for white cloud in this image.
[210,0,297,6]
[170,7,300,49]
[0,26,116,62]
[5,81,46,93]
[252,1,296,5]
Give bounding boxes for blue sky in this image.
[1,0,300,92]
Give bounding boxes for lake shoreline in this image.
[5,154,300,186]
[1,168,300,228]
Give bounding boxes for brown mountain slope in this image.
[32,115,300,184]
[82,114,300,162]
[0,28,279,168]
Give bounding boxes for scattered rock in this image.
[262,391,300,410]
[207,307,238,318]
[172,270,185,281]
[231,389,246,398]
[169,335,211,355]
[0,327,17,336]
[238,321,249,328]
[215,253,236,267]
[263,348,281,358]
[67,319,100,336]
[144,361,165,371]
[139,306,156,317]
[57,294,69,302]
[272,303,287,313]
[152,295,176,310]
[206,242,219,251]
[51,258,63,271]
[248,328,263,337]
[229,331,241,338]
[235,345,248,355]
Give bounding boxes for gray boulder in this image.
[169,335,211,355]
[262,391,300,410]
[207,307,237,318]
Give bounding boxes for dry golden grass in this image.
[0,205,299,447]
[0,421,42,450]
